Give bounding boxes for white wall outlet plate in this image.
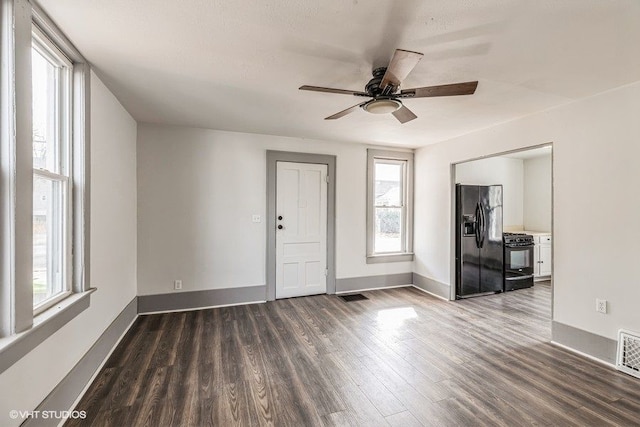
[174,280,183,290]
[596,299,607,314]
[252,215,261,223]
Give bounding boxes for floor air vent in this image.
[617,330,640,379]
[340,294,368,302]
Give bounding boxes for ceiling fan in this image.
[299,49,478,124]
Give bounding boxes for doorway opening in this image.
[450,144,553,315]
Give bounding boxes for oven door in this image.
[504,245,534,278]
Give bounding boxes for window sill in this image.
[366,253,414,264]
[0,288,96,375]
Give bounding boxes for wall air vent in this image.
[616,329,640,379]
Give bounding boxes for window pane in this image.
[374,207,402,253]
[32,48,59,172]
[375,162,402,207]
[33,176,64,307]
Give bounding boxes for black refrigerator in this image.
[455,184,504,298]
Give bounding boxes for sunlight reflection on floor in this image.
[376,306,417,330]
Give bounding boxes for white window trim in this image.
[0,0,92,375]
[366,149,414,264]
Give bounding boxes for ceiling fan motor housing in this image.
[365,67,388,96]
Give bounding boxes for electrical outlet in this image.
[252,215,261,223]
[174,280,183,290]
[596,299,607,314]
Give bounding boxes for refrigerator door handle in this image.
[483,204,487,247]
[474,203,481,248]
[479,202,486,248]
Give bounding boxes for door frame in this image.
[450,142,554,309]
[266,151,336,301]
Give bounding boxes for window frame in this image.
[372,158,407,254]
[366,149,414,264]
[31,25,74,314]
[0,0,93,375]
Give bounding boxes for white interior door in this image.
[276,162,328,299]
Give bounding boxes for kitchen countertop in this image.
[522,230,551,236]
[504,229,551,236]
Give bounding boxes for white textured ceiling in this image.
[38,0,640,147]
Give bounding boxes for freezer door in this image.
[456,185,481,296]
[478,185,503,293]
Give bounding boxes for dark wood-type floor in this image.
[68,282,640,426]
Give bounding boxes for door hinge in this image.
[325,175,329,183]
[325,269,328,276]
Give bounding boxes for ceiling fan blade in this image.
[300,85,368,96]
[401,81,478,98]
[379,49,424,92]
[392,105,418,124]
[325,102,367,120]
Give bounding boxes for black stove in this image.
[503,233,534,291]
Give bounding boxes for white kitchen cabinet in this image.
[533,234,552,279]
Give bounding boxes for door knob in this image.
[277,225,283,230]
[278,215,283,220]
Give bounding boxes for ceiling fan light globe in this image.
[363,99,402,114]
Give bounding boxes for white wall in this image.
[523,154,552,232]
[137,124,413,296]
[0,72,137,426]
[414,81,640,342]
[455,157,524,230]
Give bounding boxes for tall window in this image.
[32,28,72,312]
[1,2,90,365]
[367,150,414,263]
